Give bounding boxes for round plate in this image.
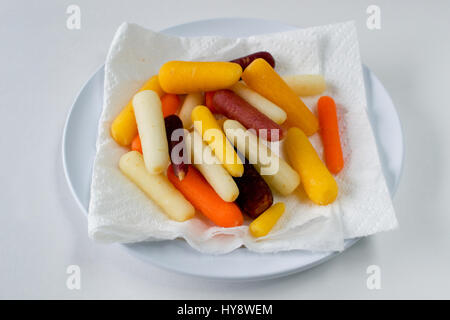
[62,18,404,281]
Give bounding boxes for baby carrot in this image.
[285,127,338,205]
[133,90,169,175]
[164,115,189,181]
[179,93,204,129]
[161,94,180,117]
[249,202,285,237]
[205,91,217,113]
[191,105,244,177]
[317,96,344,174]
[159,61,242,94]
[230,51,275,70]
[131,134,142,153]
[282,75,326,96]
[119,151,195,222]
[242,58,319,135]
[167,165,243,228]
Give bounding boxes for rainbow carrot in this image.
[167,165,243,228]
[317,96,344,174]
[161,94,180,117]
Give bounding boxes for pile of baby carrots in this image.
[111,51,344,238]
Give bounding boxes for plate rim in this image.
[62,63,105,216]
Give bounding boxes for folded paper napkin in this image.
[88,21,398,253]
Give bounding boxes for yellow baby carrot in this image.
[110,75,164,146]
[285,127,338,205]
[249,203,285,237]
[159,61,242,94]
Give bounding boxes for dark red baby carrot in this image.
[164,115,188,180]
[233,164,273,219]
[212,89,284,141]
[230,51,275,70]
[205,91,217,113]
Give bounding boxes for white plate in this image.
[62,18,404,281]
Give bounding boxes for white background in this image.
[1,0,449,299]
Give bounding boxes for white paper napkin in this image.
[88,21,397,253]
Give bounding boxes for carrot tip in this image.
[177,171,185,181]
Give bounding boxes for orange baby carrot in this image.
[317,96,344,174]
[205,91,217,113]
[242,59,318,135]
[161,94,180,117]
[131,134,142,153]
[167,165,243,228]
